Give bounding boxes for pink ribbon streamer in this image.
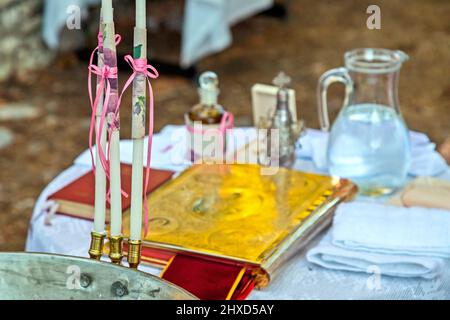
[118,55,159,236]
[186,111,234,155]
[88,34,128,201]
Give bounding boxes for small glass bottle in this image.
[188,71,224,124]
[186,71,227,162]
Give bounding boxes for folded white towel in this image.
[307,202,450,279]
[307,233,445,279]
[297,129,448,176]
[333,202,450,257]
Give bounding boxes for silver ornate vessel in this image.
[0,252,197,300]
[267,72,302,168]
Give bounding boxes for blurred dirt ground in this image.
[0,0,449,250]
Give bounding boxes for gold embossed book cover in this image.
[121,164,357,287]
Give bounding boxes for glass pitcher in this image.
[317,48,410,196]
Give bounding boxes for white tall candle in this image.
[101,0,122,237]
[93,112,107,233]
[129,0,147,241]
[130,139,144,240]
[136,0,146,28]
[93,13,106,234]
[109,130,122,236]
[102,0,113,23]
[93,106,108,233]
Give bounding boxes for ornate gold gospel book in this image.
[121,164,357,287]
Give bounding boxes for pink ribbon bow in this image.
[118,55,159,236]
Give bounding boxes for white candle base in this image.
[130,138,144,240]
[109,129,122,236]
[93,118,107,233]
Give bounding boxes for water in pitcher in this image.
[328,103,410,196]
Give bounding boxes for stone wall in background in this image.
[0,0,54,82]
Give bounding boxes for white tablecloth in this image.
[26,126,450,299]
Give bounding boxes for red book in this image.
[122,244,256,300]
[160,253,255,300]
[48,163,174,221]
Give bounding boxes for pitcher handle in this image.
[317,67,353,131]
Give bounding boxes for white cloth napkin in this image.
[296,129,329,171]
[408,132,448,177]
[297,129,448,176]
[307,202,450,279]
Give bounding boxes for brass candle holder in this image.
[108,235,123,265]
[127,239,142,269]
[88,231,105,260]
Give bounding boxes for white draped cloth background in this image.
[181,0,273,66]
[42,0,273,66]
[42,0,99,49]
